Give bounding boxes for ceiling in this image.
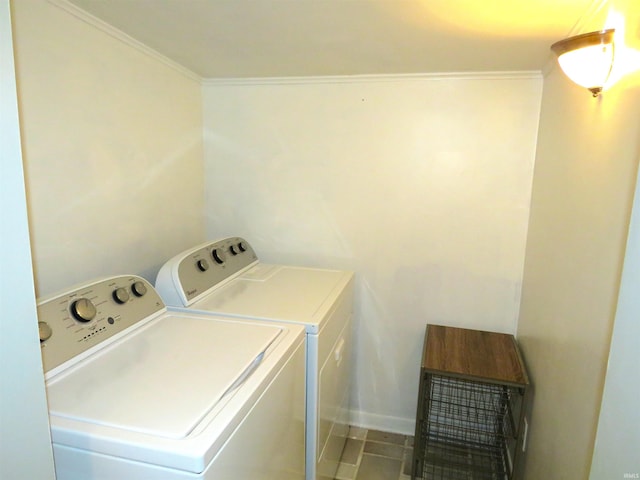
[67,0,596,78]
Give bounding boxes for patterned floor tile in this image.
[341,438,364,465]
[367,429,407,445]
[364,440,405,459]
[355,454,402,480]
[334,427,414,480]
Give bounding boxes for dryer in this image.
[38,275,306,480]
[155,237,354,480]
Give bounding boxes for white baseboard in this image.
[349,409,416,436]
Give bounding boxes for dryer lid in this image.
[192,265,351,329]
[46,315,281,439]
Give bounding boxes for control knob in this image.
[230,242,247,255]
[212,248,226,264]
[197,259,209,272]
[70,298,97,322]
[39,322,52,343]
[131,281,147,297]
[113,287,130,304]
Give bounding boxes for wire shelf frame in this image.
[415,375,522,480]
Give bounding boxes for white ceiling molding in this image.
[202,71,544,87]
[46,0,202,83]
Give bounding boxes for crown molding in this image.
[202,71,543,87]
[46,0,201,83]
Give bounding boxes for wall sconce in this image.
[551,29,615,97]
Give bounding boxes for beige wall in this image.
[202,74,543,433]
[12,0,205,297]
[518,1,640,477]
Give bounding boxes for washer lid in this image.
[46,315,281,439]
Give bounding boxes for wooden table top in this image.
[422,324,529,386]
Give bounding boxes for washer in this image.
[155,237,354,480]
[38,274,306,480]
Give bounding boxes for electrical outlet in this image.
[522,417,529,452]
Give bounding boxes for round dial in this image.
[113,287,130,304]
[39,322,52,342]
[70,298,97,322]
[237,242,247,252]
[131,281,147,297]
[212,248,226,264]
[229,245,239,255]
[197,259,209,272]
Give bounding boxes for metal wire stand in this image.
[417,375,516,479]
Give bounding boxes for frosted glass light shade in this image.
[551,29,615,97]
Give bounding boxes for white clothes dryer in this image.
[155,237,354,480]
[38,275,306,480]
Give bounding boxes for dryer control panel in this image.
[156,237,258,306]
[37,275,165,374]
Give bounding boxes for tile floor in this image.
[335,427,414,480]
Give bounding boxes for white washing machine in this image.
[37,274,306,480]
[155,237,354,480]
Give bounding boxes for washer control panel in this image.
[38,275,165,373]
[175,237,257,304]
